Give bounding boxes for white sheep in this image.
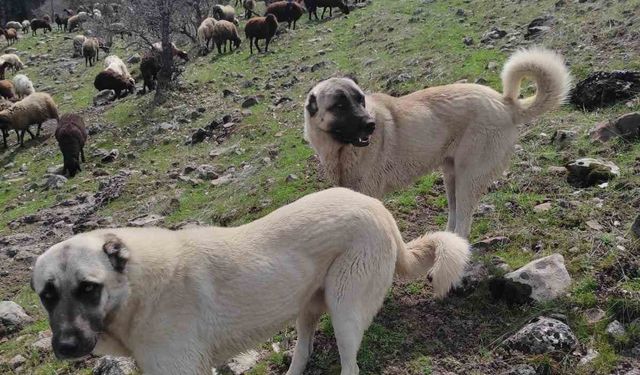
[12,74,35,99]
[0,54,24,73]
[21,20,30,34]
[104,55,134,85]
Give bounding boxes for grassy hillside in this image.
[0,0,639,374]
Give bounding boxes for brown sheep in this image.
[197,18,216,54]
[94,69,135,98]
[55,113,88,177]
[265,1,304,29]
[151,42,189,61]
[140,51,160,94]
[82,38,99,67]
[212,20,242,54]
[245,14,278,54]
[43,15,51,24]
[30,19,52,35]
[0,80,15,99]
[0,92,59,147]
[4,28,18,45]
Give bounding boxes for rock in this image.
[590,112,640,142]
[155,122,178,133]
[584,308,606,324]
[501,364,537,375]
[196,164,219,180]
[533,202,552,213]
[42,174,68,190]
[565,158,620,188]
[547,166,567,175]
[128,214,165,227]
[463,36,474,46]
[585,220,604,231]
[189,128,212,145]
[504,254,571,302]
[127,54,141,64]
[93,356,137,375]
[606,320,626,339]
[0,301,32,337]
[9,354,26,369]
[31,335,52,353]
[94,89,116,106]
[578,348,599,367]
[241,96,259,108]
[472,236,510,251]
[570,71,640,110]
[474,77,488,85]
[457,256,510,294]
[633,214,640,238]
[486,61,498,71]
[285,174,299,183]
[102,149,119,163]
[211,174,233,187]
[480,27,507,43]
[503,316,577,354]
[551,130,576,149]
[525,16,553,39]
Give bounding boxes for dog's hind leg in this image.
[443,157,457,232]
[286,290,326,375]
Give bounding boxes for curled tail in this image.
[396,231,470,297]
[501,47,572,123]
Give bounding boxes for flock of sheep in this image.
[0,0,358,182]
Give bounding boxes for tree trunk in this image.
[154,0,173,105]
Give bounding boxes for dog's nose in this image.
[57,335,79,356]
[365,121,376,133]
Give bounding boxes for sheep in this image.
[55,113,88,177]
[72,35,87,57]
[0,62,11,80]
[13,74,35,99]
[265,1,304,29]
[43,15,51,23]
[245,14,278,54]
[63,8,75,16]
[21,20,30,34]
[243,0,256,19]
[55,13,69,31]
[0,99,12,147]
[197,17,217,54]
[3,28,18,45]
[139,51,160,94]
[306,0,349,20]
[5,21,22,31]
[95,56,136,98]
[82,38,100,67]
[0,80,15,100]
[0,54,25,73]
[67,12,89,32]
[212,5,238,25]
[104,55,135,86]
[151,42,190,61]
[212,20,242,54]
[0,92,59,147]
[30,19,52,35]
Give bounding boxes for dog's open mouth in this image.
[352,136,371,147]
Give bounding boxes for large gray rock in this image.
[504,254,571,302]
[590,112,640,142]
[94,89,116,106]
[565,158,620,188]
[42,174,68,190]
[503,316,577,354]
[500,364,536,375]
[93,356,137,375]
[606,320,626,339]
[0,301,32,337]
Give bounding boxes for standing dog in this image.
[32,188,469,375]
[304,48,571,238]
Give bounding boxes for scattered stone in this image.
[457,256,510,294]
[525,16,553,39]
[102,149,120,163]
[94,89,116,106]
[42,174,68,190]
[0,301,32,337]
[486,61,498,71]
[570,71,640,110]
[480,27,507,43]
[285,174,299,183]
[211,174,233,187]
[585,220,604,231]
[503,316,577,354]
[196,164,219,180]
[547,166,567,175]
[155,122,178,133]
[632,214,640,238]
[533,202,552,213]
[578,348,599,367]
[474,77,488,85]
[31,334,52,353]
[584,308,606,324]
[189,128,212,145]
[590,112,640,142]
[501,364,537,375]
[472,236,510,251]
[222,89,235,98]
[551,130,576,149]
[463,36,474,46]
[128,214,165,227]
[9,354,26,369]
[606,320,626,339]
[476,203,495,215]
[127,54,141,64]
[565,158,620,188]
[241,97,259,108]
[504,254,571,302]
[93,356,137,375]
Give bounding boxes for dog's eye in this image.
[78,282,102,295]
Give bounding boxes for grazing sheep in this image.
[245,14,278,54]
[92,9,103,20]
[55,13,69,31]
[139,51,160,94]
[265,1,304,29]
[30,19,52,35]
[212,5,238,25]
[197,17,217,53]
[243,0,256,19]
[72,35,87,57]
[0,92,59,147]
[55,113,88,177]
[151,42,189,61]
[67,13,88,32]
[0,62,11,80]
[95,37,112,54]
[0,54,25,72]
[0,80,15,100]
[5,21,22,31]
[13,74,35,99]
[82,38,100,67]
[212,20,242,54]
[3,28,18,45]
[21,20,30,34]
[307,0,349,19]
[0,99,12,147]
[104,55,135,86]
[63,8,75,16]
[95,56,136,98]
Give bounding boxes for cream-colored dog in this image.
[304,48,571,238]
[32,188,470,375]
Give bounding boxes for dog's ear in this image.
[306,94,319,117]
[344,74,359,85]
[103,234,129,273]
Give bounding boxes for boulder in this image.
[500,364,537,375]
[504,254,571,302]
[606,320,626,339]
[0,301,32,337]
[42,174,68,190]
[241,96,259,108]
[503,316,577,354]
[196,164,220,180]
[480,27,507,43]
[94,89,116,106]
[565,158,620,188]
[525,16,553,39]
[93,356,137,375]
[570,71,640,110]
[8,354,26,369]
[590,112,640,142]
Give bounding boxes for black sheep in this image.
[55,113,88,177]
[30,19,52,35]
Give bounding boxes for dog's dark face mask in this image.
[307,79,376,147]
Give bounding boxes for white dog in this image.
[32,188,470,375]
[304,48,571,238]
